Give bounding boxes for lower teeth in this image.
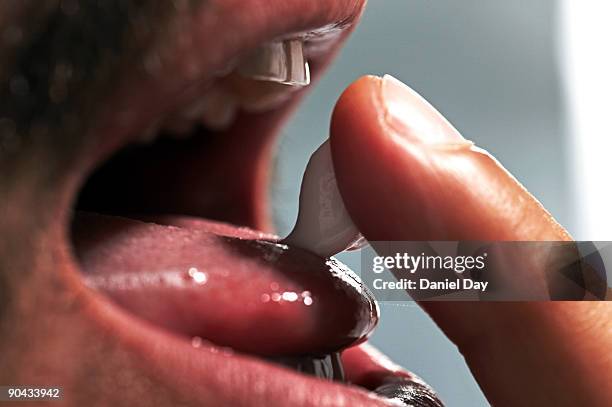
[267,352,345,382]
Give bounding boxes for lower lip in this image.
[65,245,384,406]
[267,353,345,381]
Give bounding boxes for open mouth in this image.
[9,2,606,405]
[38,1,441,405]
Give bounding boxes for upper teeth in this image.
[236,39,311,87]
[198,85,239,131]
[152,39,310,141]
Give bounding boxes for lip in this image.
[79,0,368,170]
[65,213,385,406]
[65,0,370,233]
[28,0,415,405]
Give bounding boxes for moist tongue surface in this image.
[72,212,378,357]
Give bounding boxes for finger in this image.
[330,75,570,242]
[342,343,444,407]
[330,75,612,406]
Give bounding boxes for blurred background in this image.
[272,1,612,405]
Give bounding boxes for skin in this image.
[331,75,612,406]
[0,1,609,406]
[0,1,425,406]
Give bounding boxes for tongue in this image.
[72,212,378,357]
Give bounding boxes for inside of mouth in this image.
[74,35,314,225]
[70,75,353,382]
[75,126,218,220]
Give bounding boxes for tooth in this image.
[159,93,211,137]
[284,140,364,257]
[237,39,310,87]
[199,85,239,131]
[222,74,297,113]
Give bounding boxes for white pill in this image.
[284,140,367,257]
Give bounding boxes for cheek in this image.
[2,294,192,404]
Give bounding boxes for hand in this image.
[331,75,612,406]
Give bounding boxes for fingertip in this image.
[328,74,569,242]
[329,74,427,240]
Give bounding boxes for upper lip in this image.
[84,0,367,169]
[74,0,367,232]
[55,0,399,406]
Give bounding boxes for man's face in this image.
[0,1,406,406]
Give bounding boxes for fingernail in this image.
[380,74,465,144]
